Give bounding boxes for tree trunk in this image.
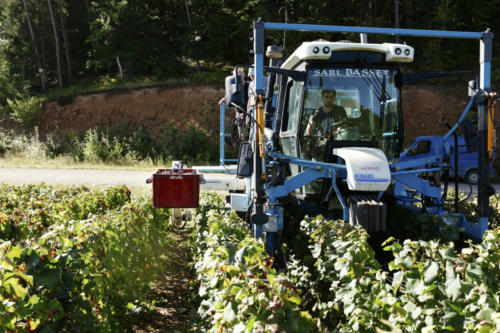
[116,56,123,79]
[59,8,73,81]
[22,0,46,91]
[84,0,91,21]
[184,0,200,73]
[47,0,63,88]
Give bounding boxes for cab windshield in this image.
[300,66,402,161]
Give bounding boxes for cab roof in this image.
[281,41,414,69]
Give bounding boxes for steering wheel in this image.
[336,126,362,140]
[328,121,346,134]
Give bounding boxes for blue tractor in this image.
[152,20,497,262]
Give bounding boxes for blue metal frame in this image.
[262,22,483,39]
[442,97,475,143]
[250,20,494,246]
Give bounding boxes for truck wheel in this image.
[466,169,479,185]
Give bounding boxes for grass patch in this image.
[0,155,164,171]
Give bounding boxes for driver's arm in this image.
[305,111,320,136]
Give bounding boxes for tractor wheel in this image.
[466,169,479,185]
[348,195,387,233]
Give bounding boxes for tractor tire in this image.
[466,169,479,185]
[348,195,387,233]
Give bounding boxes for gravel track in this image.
[0,167,497,196]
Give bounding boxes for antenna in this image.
[279,7,288,51]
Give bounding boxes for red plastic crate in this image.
[152,169,200,208]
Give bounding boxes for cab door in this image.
[280,79,304,178]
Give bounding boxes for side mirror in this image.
[225,68,245,106]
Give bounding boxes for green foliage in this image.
[3,0,500,94]
[189,193,316,332]
[86,0,187,77]
[189,193,500,332]
[0,184,173,331]
[0,127,47,159]
[0,125,219,166]
[3,186,499,331]
[289,214,500,332]
[456,192,500,229]
[0,50,21,113]
[386,204,463,243]
[7,96,42,126]
[159,124,219,165]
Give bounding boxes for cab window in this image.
[407,140,431,156]
[284,81,303,132]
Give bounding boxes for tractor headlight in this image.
[323,46,330,54]
[313,46,320,54]
[395,48,402,55]
[404,48,411,56]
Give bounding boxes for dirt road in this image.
[0,168,153,187]
[0,167,497,195]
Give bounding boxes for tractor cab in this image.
[278,41,413,196]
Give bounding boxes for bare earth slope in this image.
[32,83,500,145]
[38,85,225,142]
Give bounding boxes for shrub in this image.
[289,214,500,332]
[7,96,42,126]
[1,127,47,159]
[0,185,173,331]
[190,193,316,332]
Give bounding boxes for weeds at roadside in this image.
[0,125,219,168]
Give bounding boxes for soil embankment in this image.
[37,86,225,141]
[29,84,500,145]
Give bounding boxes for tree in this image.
[58,1,73,81]
[0,50,21,113]
[22,0,46,91]
[47,0,63,87]
[86,0,188,77]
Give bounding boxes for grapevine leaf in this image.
[445,275,461,302]
[7,245,23,260]
[476,308,493,321]
[234,323,246,333]
[4,274,27,299]
[223,303,236,323]
[36,270,60,289]
[406,278,425,296]
[424,262,439,283]
[246,316,256,331]
[392,271,403,294]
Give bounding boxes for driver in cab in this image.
[306,89,347,138]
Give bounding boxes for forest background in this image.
[0,0,499,166]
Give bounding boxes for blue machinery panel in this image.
[248,20,494,242]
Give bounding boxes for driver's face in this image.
[322,91,336,108]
